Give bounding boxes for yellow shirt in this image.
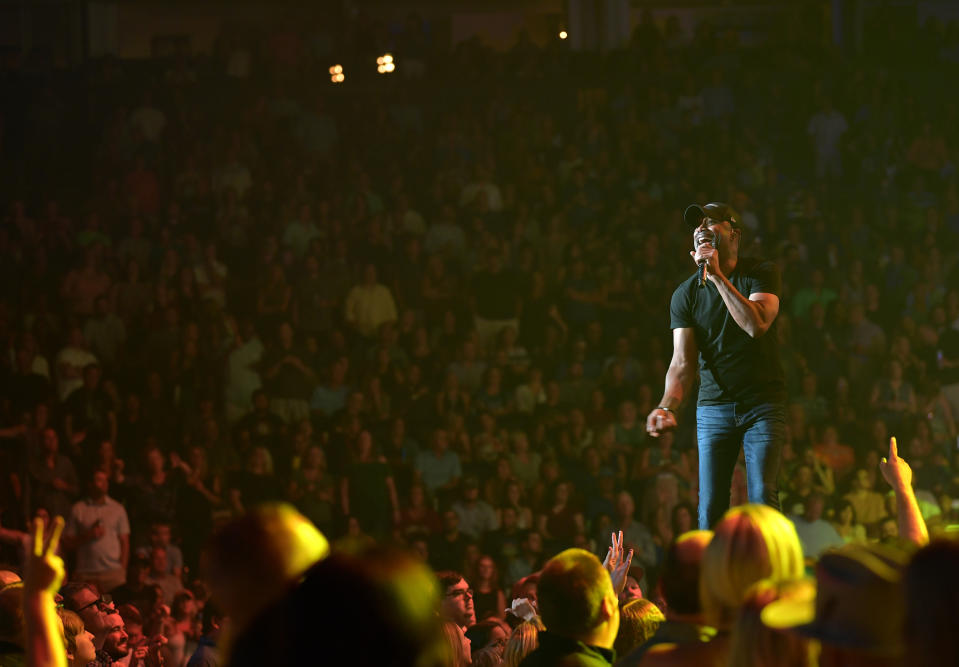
[844,490,887,527]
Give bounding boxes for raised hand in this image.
[601,530,634,595]
[880,435,928,546]
[879,436,913,491]
[609,546,634,597]
[602,530,623,573]
[24,516,68,667]
[24,516,65,596]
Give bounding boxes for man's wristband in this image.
[656,406,674,414]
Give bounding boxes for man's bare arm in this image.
[659,328,699,411]
[711,276,780,338]
[647,328,698,437]
[880,437,928,546]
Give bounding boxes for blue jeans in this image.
[696,402,786,529]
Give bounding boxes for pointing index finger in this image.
[889,436,898,460]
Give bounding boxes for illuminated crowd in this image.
[1,6,959,666]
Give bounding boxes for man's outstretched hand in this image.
[879,437,912,492]
[601,531,634,596]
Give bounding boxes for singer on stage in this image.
[645,202,786,529]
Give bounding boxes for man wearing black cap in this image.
[646,202,786,529]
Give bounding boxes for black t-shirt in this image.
[669,256,785,407]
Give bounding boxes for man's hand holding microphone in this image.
[691,228,721,286]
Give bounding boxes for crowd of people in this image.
[1,5,959,665]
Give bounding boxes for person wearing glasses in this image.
[61,582,117,656]
[646,203,786,530]
[438,571,476,666]
[438,570,476,632]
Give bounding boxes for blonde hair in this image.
[728,578,814,667]
[58,609,83,657]
[700,504,804,629]
[614,598,665,657]
[250,446,275,475]
[441,621,470,667]
[502,621,542,667]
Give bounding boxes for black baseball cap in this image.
[683,202,740,229]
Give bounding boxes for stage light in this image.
[329,64,344,83]
[376,54,395,74]
[559,30,568,40]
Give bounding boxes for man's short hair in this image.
[537,548,610,639]
[117,604,142,627]
[435,570,465,592]
[200,599,224,636]
[60,582,98,611]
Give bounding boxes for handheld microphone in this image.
[694,229,717,287]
